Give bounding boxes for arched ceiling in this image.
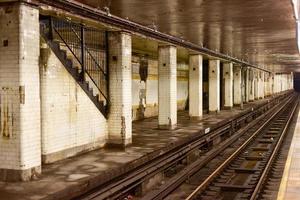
[76,0,300,72]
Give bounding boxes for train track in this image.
[77,92,293,200]
[182,94,299,200]
[143,94,293,200]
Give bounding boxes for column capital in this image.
[189,53,204,57]
[107,30,132,36]
[158,43,176,48]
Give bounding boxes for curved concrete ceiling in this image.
[76,0,300,72]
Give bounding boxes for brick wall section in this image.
[40,40,107,163]
[108,32,132,146]
[0,3,41,181]
[158,45,177,129]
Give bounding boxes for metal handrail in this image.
[50,17,109,105]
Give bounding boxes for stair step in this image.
[60,50,67,59]
[65,59,73,69]
[41,32,108,118]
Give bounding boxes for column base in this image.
[223,106,233,110]
[0,166,41,182]
[189,116,203,121]
[208,110,220,114]
[42,140,105,164]
[106,138,132,149]
[158,124,177,130]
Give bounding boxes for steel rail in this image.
[185,94,296,200]
[249,96,299,200]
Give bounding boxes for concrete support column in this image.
[277,74,280,92]
[287,74,290,90]
[291,72,294,90]
[223,62,233,108]
[108,32,132,147]
[233,65,242,105]
[258,71,265,99]
[158,45,177,129]
[279,74,282,92]
[261,72,265,98]
[279,74,284,92]
[0,3,41,181]
[244,68,250,102]
[264,73,269,96]
[282,74,286,91]
[189,54,203,119]
[274,74,279,93]
[270,73,274,95]
[289,73,292,90]
[249,69,255,101]
[209,60,220,113]
[257,71,261,98]
[282,74,284,92]
[254,70,259,100]
[284,74,288,91]
[279,74,283,92]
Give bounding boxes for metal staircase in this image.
[40,16,109,118]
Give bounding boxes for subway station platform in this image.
[277,100,300,200]
[0,93,288,200]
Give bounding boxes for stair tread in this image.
[42,36,108,118]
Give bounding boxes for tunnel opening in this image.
[294,72,300,92]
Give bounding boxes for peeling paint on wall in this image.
[120,116,126,141]
[0,87,15,139]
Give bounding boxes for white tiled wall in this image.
[40,41,107,158]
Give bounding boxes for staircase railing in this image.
[44,17,109,109]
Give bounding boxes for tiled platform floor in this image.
[0,94,286,200]
[278,101,300,200]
